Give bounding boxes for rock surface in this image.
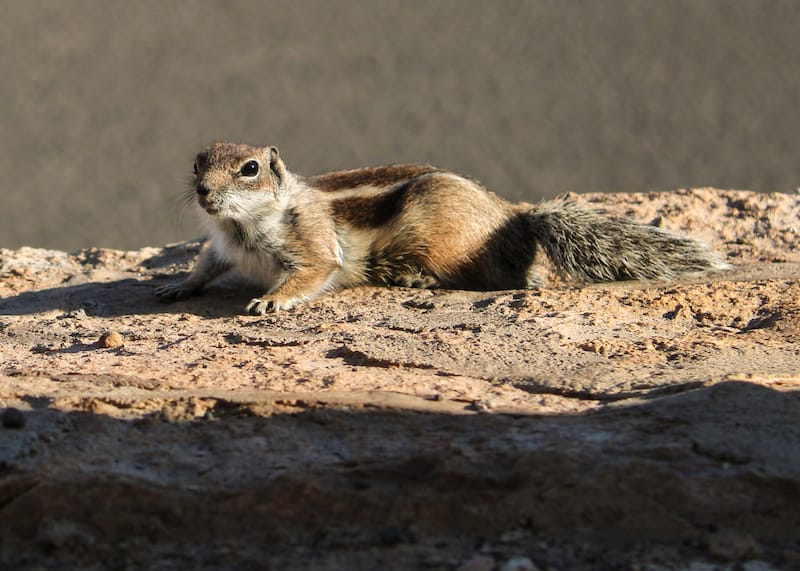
[0,189,798,569]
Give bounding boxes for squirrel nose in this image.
[196,183,210,197]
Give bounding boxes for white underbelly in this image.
[210,230,286,291]
[231,249,285,291]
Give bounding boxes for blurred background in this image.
[2,0,799,251]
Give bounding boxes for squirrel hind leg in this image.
[367,249,442,289]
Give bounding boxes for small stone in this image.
[1,407,26,429]
[98,331,124,348]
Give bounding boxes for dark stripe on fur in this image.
[309,164,441,192]
[330,183,412,228]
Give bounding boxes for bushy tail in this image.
[525,200,729,282]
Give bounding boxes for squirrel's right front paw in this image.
[154,283,196,302]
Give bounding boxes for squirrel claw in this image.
[247,297,300,314]
[247,298,279,315]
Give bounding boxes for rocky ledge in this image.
[1,189,799,570]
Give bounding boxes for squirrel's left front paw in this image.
[246,297,299,315]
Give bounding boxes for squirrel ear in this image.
[268,146,286,186]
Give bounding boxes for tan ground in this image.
[1,188,799,570]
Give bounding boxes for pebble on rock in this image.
[1,407,26,429]
[98,331,124,348]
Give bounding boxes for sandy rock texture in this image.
[0,189,799,570]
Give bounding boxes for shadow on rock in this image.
[0,277,260,319]
[0,381,798,568]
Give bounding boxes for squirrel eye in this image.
[192,161,198,176]
[240,160,259,177]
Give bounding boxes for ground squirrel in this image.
[155,142,729,314]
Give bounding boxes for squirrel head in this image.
[192,142,289,218]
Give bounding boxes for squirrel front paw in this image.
[154,283,197,302]
[246,296,300,315]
